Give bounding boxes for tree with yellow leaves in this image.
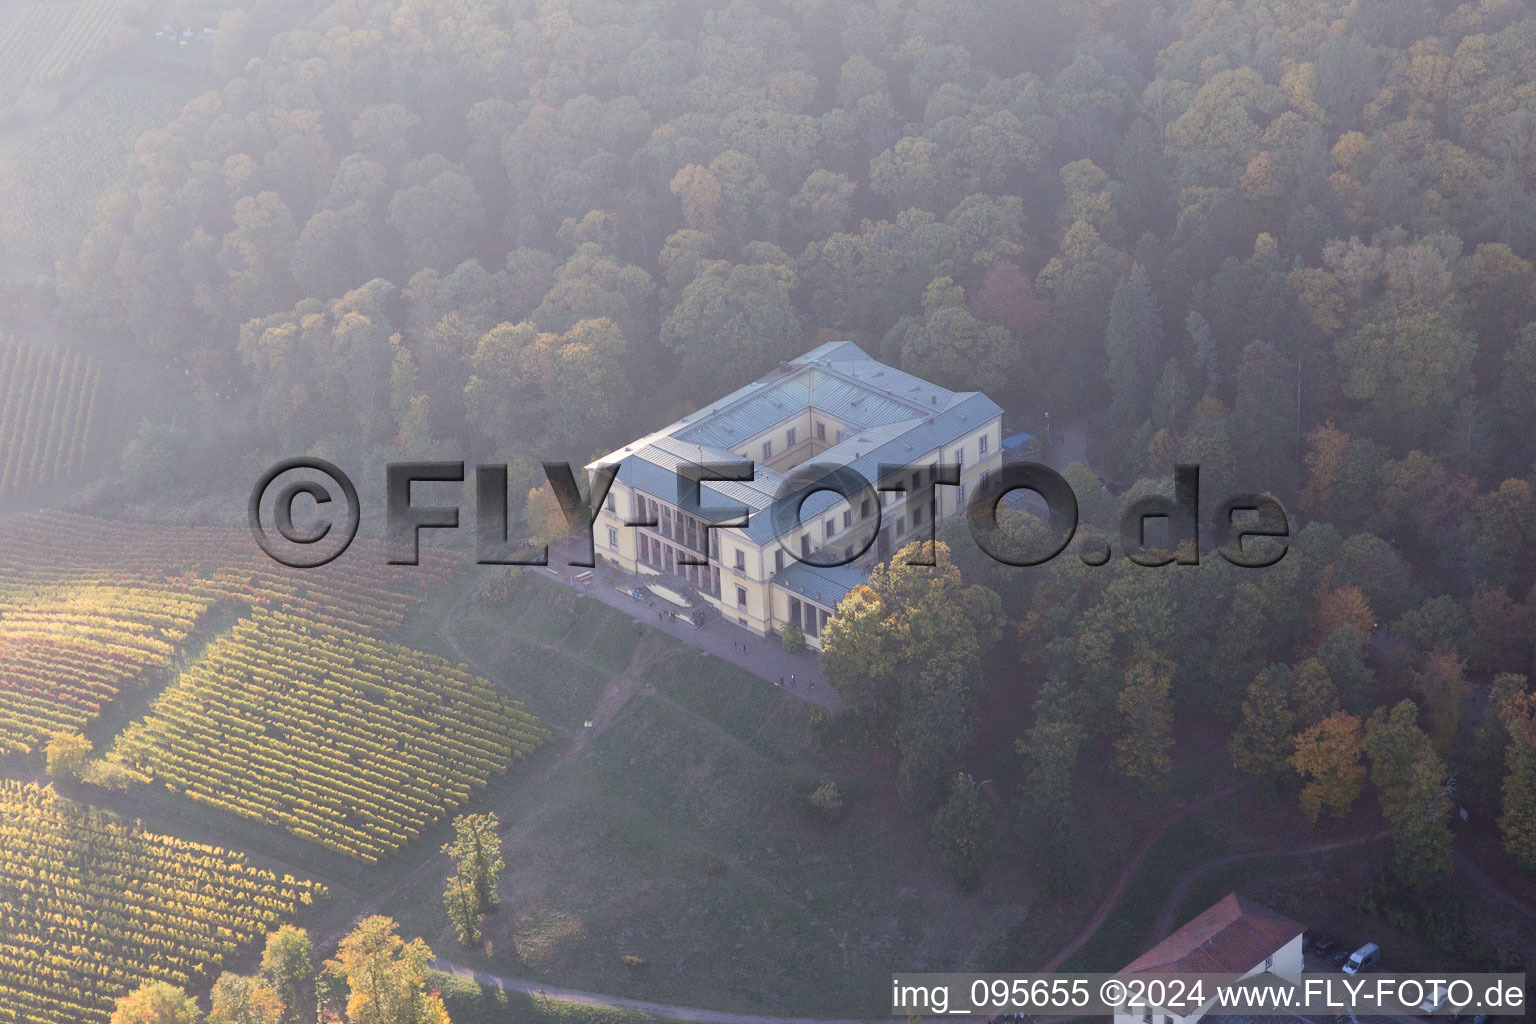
[1291,712,1366,822]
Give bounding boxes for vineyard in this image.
[0,77,193,262]
[0,586,212,754]
[0,779,322,1024]
[0,337,102,503]
[0,0,123,106]
[0,514,547,861]
[0,514,459,759]
[110,613,549,862]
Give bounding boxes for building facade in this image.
[586,342,1003,647]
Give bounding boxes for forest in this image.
[3,0,1536,1017]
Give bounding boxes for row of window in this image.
[762,419,843,460]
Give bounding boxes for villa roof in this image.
[589,344,1001,545]
[1121,894,1303,976]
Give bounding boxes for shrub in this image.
[781,623,805,652]
[45,730,91,781]
[807,779,844,819]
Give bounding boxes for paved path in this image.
[430,961,926,1024]
[1038,781,1246,972]
[537,539,834,707]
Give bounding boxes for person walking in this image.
[790,673,796,687]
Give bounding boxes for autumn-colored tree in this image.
[524,483,571,550]
[111,982,200,1024]
[970,262,1046,338]
[208,974,284,1024]
[45,730,92,781]
[1290,712,1366,822]
[1311,583,1375,645]
[323,917,449,1024]
[1302,420,1351,512]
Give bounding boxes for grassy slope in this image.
[388,572,1011,1016]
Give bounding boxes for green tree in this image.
[111,982,200,1024]
[821,542,1003,808]
[1229,665,1296,781]
[259,925,314,1024]
[660,260,800,392]
[1334,301,1475,450]
[1499,691,1536,870]
[1114,654,1175,790]
[1364,700,1453,889]
[1105,262,1163,428]
[929,773,996,890]
[443,813,505,913]
[443,874,482,946]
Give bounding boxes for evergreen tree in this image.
[1105,263,1163,429]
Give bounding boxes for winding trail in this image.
[1037,781,1246,972]
[430,960,904,1024]
[1148,830,1391,943]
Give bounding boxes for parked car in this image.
[1312,936,1339,958]
[1340,942,1380,974]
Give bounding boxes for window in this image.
[860,498,871,519]
[957,484,966,507]
[786,427,797,447]
[1264,955,1273,971]
[910,470,920,490]
[953,446,964,467]
[606,527,618,548]
[978,433,989,456]
[736,586,747,608]
[980,469,990,492]
[762,440,773,460]
[775,549,784,572]
[928,461,938,482]
[842,510,852,528]
[913,507,923,526]
[896,515,905,536]
[606,492,616,513]
[734,549,746,571]
[815,421,826,441]
[824,518,835,539]
[800,535,810,558]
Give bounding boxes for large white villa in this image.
[586,342,1003,647]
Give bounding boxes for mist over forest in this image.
[2,0,1536,1021]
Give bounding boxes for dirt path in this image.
[320,592,666,948]
[1148,830,1391,943]
[1454,848,1536,922]
[1037,781,1246,971]
[429,960,924,1024]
